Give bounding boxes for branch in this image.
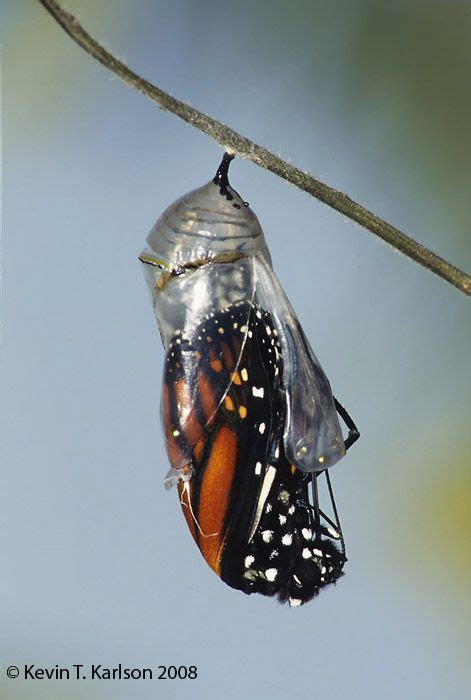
[39,0,470,297]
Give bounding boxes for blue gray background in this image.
[2,1,470,698]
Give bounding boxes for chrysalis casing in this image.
[139,154,359,606]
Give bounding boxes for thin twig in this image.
[39,0,470,296]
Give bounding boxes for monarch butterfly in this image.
[139,154,359,606]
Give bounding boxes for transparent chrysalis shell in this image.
[139,154,345,472]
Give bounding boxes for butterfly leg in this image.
[310,472,321,534]
[334,397,360,452]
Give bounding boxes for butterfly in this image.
[140,154,359,606]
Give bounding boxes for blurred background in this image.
[2,1,470,698]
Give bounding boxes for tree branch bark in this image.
[39,0,470,296]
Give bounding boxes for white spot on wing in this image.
[254,462,262,475]
[281,533,293,546]
[252,386,264,398]
[262,530,273,543]
[244,555,255,568]
[265,568,277,582]
[258,422,266,434]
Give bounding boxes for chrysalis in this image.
[139,154,359,606]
